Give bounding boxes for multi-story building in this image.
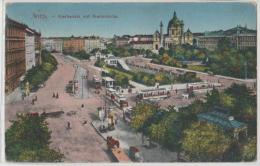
[41,37,63,52]
[84,36,106,53]
[34,31,42,65]
[105,54,119,67]
[130,34,153,42]
[194,26,256,51]
[114,35,130,47]
[196,35,225,51]
[25,27,35,70]
[230,33,256,50]
[63,37,85,53]
[5,17,26,94]
[130,41,154,50]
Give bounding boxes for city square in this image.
[4,2,257,163]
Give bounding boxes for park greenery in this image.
[94,58,106,68]
[105,43,154,57]
[6,114,64,162]
[100,63,201,88]
[98,38,256,79]
[63,50,90,60]
[130,84,256,162]
[148,39,256,79]
[21,50,58,92]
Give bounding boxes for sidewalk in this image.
[5,87,36,104]
[91,117,177,162]
[5,87,23,104]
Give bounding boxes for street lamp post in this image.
[86,69,89,98]
[81,75,87,99]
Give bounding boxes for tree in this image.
[217,37,231,52]
[154,73,163,83]
[161,53,171,65]
[168,46,175,56]
[219,93,235,109]
[131,103,157,131]
[162,112,192,159]
[182,100,205,115]
[6,114,63,162]
[115,74,129,88]
[242,137,256,161]
[205,87,221,109]
[222,141,242,162]
[158,47,165,56]
[148,122,167,143]
[131,103,158,144]
[181,122,231,161]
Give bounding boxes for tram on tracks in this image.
[105,88,128,108]
[136,87,170,100]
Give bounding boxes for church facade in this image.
[125,11,193,51]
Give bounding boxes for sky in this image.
[6,2,257,38]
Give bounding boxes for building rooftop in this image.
[197,107,247,130]
[141,87,166,92]
[102,77,115,82]
[130,41,153,44]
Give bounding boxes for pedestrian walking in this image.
[82,120,87,125]
[56,92,59,99]
[81,104,84,108]
[22,93,25,100]
[53,92,55,98]
[67,122,71,129]
[31,99,35,105]
[175,89,178,94]
[35,95,37,101]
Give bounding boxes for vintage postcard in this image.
[2,0,258,164]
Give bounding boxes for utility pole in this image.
[244,61,247,79]
[81,75,84,99]
[86,69,89,98]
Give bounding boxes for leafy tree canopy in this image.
[6,114,63,162]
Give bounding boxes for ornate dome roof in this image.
[167,11,184,30]
[186,28,192,33]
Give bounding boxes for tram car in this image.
[93,75,101,89]
[137,88,169,100]
[105,88,129,108]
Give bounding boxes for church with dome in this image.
[125,11,193,52]
[153,11,193,50]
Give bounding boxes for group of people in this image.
[52,92,59,99]
[66,120,88,130]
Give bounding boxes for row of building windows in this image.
[6,62,25,80]
[6,27,24,38]
[5,79,20,93]
[6,40,25,50]
[6,51,25,65]
[237,36,256,41]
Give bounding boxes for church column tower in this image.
[160,21,164,48]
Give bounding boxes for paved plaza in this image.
[4,53,215,162]
[5,54,111,162]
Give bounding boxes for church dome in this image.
[167,11,184,30]
[186,28,192,33]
